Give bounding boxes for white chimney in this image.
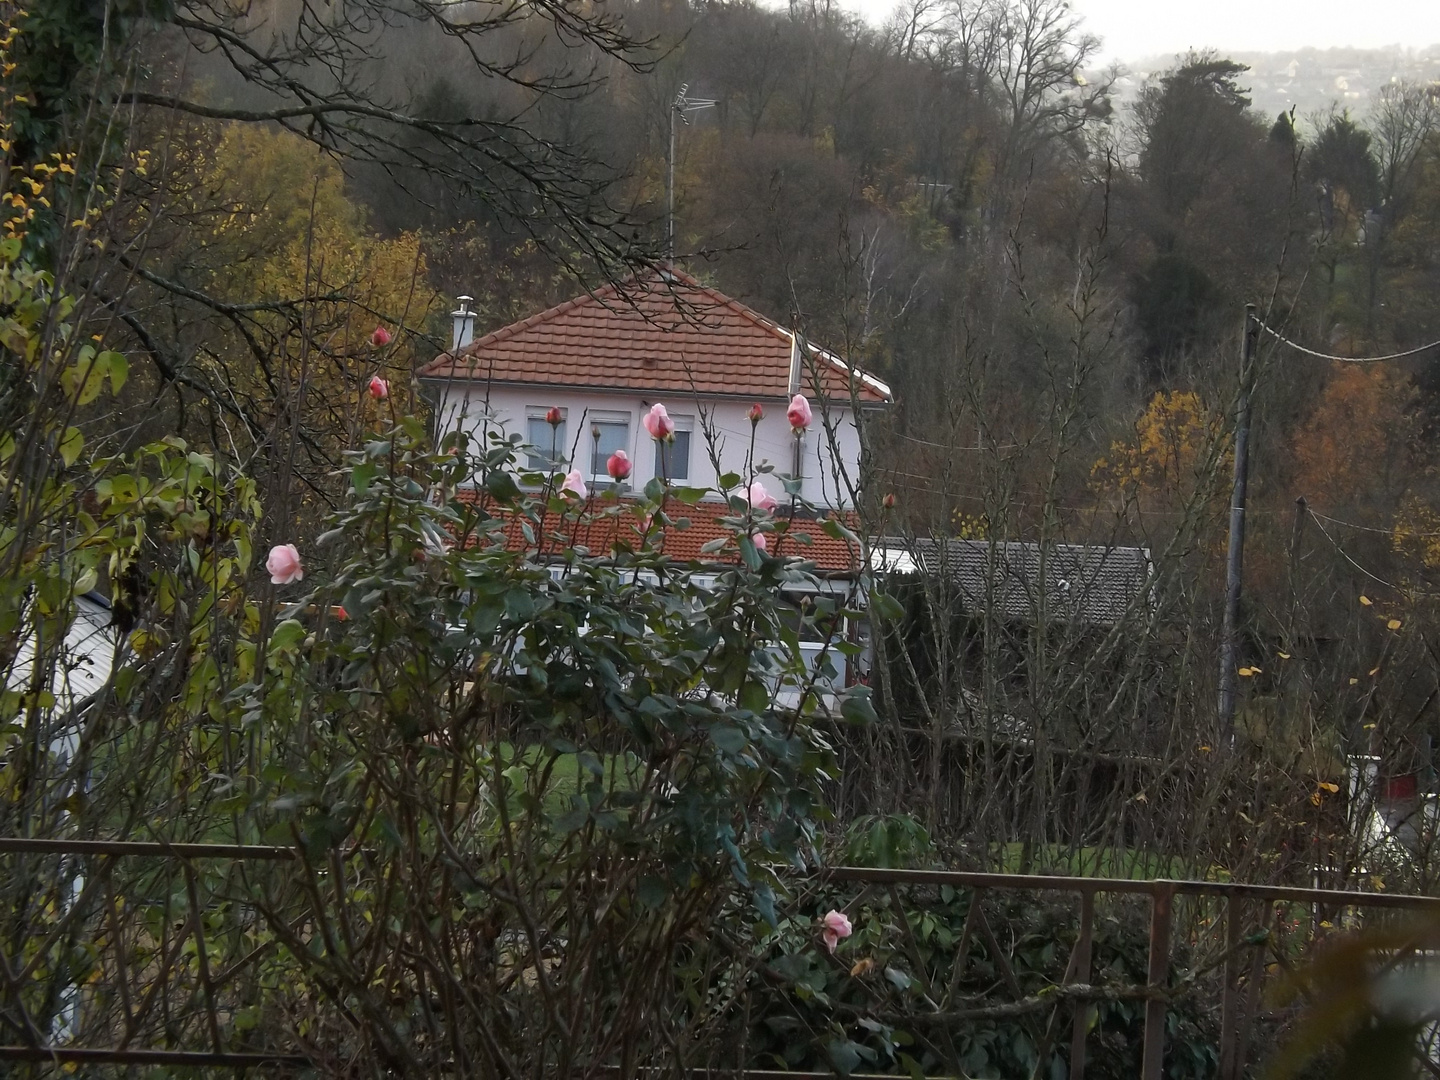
[451,295,476,352]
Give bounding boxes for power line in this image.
[1259,323,1440,364]
[1308,512,1401,592]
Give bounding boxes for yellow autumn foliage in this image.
[1092,390,1228,509]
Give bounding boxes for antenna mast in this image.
[668,84,716,265]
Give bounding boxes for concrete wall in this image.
[429,382,864,509]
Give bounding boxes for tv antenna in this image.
[668,84,716,264]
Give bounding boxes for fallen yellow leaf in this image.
[1370,666,1381,676]
[1318,782,1339,793]
[1360,595,1373,606]
[1134,791,1148,803]
[1310,792,1323,806]
[1278,651,1292,659]
[1387,619,1402,630]
[1238,666,1261,676]
[849,957,876,977]
[1198,745,1213,753]
[1350,678,1360,686]
[1320,920,1333,929]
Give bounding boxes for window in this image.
[525,408,567,472]
[654,414,693,482]
[586,412,631,479]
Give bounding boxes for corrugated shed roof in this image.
[418,270,890,404]
[875,538,1154,625]
[456,489,865,574]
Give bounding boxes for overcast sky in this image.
[839,0,1440,63]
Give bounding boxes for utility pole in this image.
[667,84,715,264]
[1218,304,1260,742]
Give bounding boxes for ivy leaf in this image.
[826,1039,864,1076]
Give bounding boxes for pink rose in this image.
[747,403,764,424]
[266,544,303,585]
[561,470,588,500]
[787,394,813,432]
[643,403,675,441]
[607,450,632,481]
[753,532,767,552]
[545,406,563,426]
[882,493,896,509]
[367,375,389,400]
[821,909,852,953]
[369,325,393,348]
[747,480,777,511]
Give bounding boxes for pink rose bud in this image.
[266,543,304,585]
[747,480,777,511]
[546,407,563,426]
[643,403,675,441]
[753,532,767,552]
[882,493,896,509]
[369,325,393,348]
[607,449,632,480]
[747,403,764,424]
[367,375,389,400]
[561,469,588,500]
[787,394,813,432]
[821,909,852,953]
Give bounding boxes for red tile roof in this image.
[419,270,890,404]
[455,489,865,575]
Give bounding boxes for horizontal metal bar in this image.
[0,1046,310,1065]
[0,838,298,860]
[823,867,1440,910]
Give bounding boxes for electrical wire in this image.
[1259,322,1440,364]
[1307,512,1401,591]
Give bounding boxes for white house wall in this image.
[431,383,865,509]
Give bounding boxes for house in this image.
[418,269,890,566]
[417,269,893,693]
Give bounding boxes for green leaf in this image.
[840,687,879,726]
[269,619,306,653]
[871,590,906,621]
[62,349,108,406]
[826,1039,863,1076]
[636,876,667,908]
[822,516,860,545]
[72,567,98,596]
[103,351,128,394]
[58,427,83,467]
[710,724,748,753]
[485,470,521,502]
[351,462,377,495]
[753,882,777,928]
[738,680,768,713]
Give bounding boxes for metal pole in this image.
[1218,304,1259,741]
[667,98,676,264]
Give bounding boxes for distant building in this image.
[419,268,891,574]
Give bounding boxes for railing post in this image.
[1219,894,1241,1080]
[1141,883,1174,1080]
[1069,889,1096,1080]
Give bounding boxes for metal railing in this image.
[1,837,1437,1075]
